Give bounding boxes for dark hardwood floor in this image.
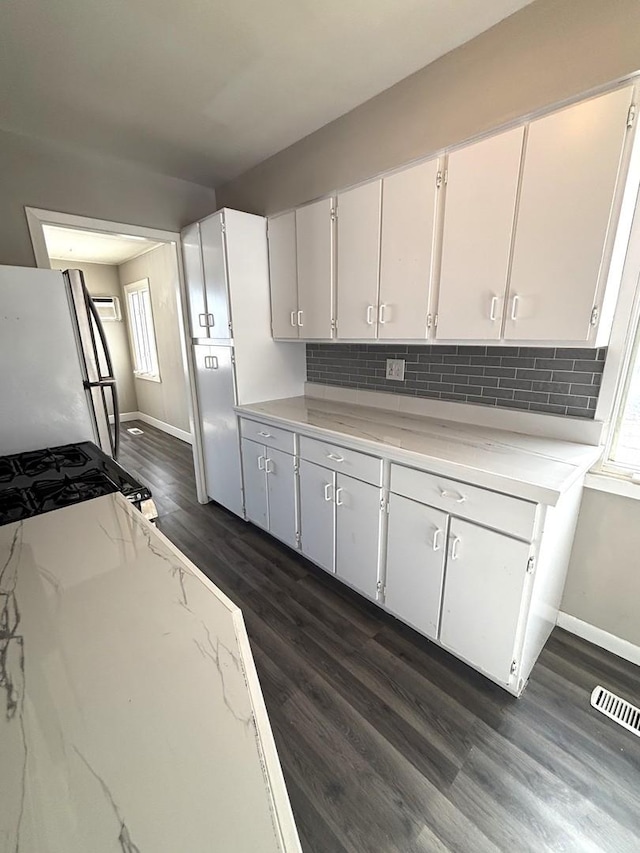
[119,420,640,853]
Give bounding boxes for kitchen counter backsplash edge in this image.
[307,344,606,420]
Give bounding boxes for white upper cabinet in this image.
[181,222,208,338]
[436,127,524,341]
[379,159,440,340]
[505,85,634,342]
[296,198,334,339]
[200,211,231,340]
[268,211,299,339]
[335,180,382,339]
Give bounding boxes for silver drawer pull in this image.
[327,452,344,463]
[432,528,443,552]
[450,536,461,560]
[324,482,333,502]
[440,489,466,503]
[258,430,272,438]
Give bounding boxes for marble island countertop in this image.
[236,396,603,505]
[0,493,300,853]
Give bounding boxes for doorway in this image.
[26,207,208,503]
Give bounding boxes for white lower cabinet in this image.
[439,518,531,685]
[298,462,382,594]
[299,460,335,572]
[241,438,296,548]
[239,428,566,695]
[335,474,381,600]
[384,494,447,641]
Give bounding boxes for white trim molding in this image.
[109,411,192,445]
[557,611,640,666]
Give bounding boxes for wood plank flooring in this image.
[119,420,640,853]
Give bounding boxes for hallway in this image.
[119,422,640,853]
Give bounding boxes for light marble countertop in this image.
[0,493,300,853]
[236,396,603,505]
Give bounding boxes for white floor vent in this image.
[591,686,640,737]
[127,427,144,435]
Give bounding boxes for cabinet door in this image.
[241,438,268,530]
[334,474,381,599]
[194,345,243,517]
[296,198,334,339]
[265,447,297,548]
[181,222,208,339]
[200,212,231,340]
[440,519,530,685]
[384,494,447,640]
[336,180,382,339]
[436,127,524,340]
[379,159,439,339]
[268,212,299,339]
[505,86,633,341]
[299,460,334,572]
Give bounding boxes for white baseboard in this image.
[557,612,640,666]
[136,412,192,444]
[109,411,192,444]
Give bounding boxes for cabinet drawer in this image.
[299,436,382,486]
[240,418,295,454]
[390,464,537,541]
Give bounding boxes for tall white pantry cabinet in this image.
[181,208,305,516]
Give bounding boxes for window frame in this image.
[600,270,640,481]
[123,278,161,383]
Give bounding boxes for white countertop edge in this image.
[115,494,303,853]
[235,403,601,506]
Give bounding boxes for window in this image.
[124,279,160,382]
[604,301,640,479]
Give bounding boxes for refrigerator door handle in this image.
[84,279,120,459]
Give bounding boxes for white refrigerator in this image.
[0,264,119,458]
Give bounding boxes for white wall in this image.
[0,127,217,268]
[562,489,640,647]
[119,244,190,434]
[51,259,138,415]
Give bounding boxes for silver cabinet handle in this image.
[290,310,297,327]
[439,488,466,503]
[327,452,344,462]
[366,304,375,325]
[432,528,443,552]
[511,294,519,321]
[258,430,272,438]
[378,304,387,324]
[297,310,304,327]
[265,458,274,474]
[207,313,215,327]
[490,296,499,321]
[335,487,344,506]
[199,313,215,327]
[204,355,219,369]
[450,536,461,560]
[257,455,265,471]
[324,482,333,502]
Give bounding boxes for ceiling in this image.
[0,0,534,187]
[44,225,161,265]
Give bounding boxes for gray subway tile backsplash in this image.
[306,344,606,418]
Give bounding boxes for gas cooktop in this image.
[0,442,152,525]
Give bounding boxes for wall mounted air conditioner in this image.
[92,295,121,322]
